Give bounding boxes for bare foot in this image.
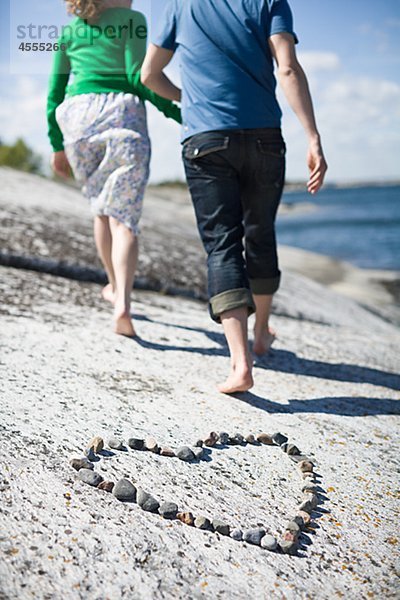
[218,367,254,394]
[114,306,136,338]
[101,283,116,306]
[253,328,276,356]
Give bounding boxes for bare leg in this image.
[109,217,138,337]
[218,306,254,394]
[94,216,116,305]
[253,294,276,356]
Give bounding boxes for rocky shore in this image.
[0,167,399,599]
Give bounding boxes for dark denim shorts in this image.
[182,128,285,322]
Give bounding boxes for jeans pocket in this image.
[183,133,230,161]
[257,139,286,158]
[255,140,286,189]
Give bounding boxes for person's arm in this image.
[269,33,328,194]
[141,44,181,102]
[47,38,72,178]
[125,15,181,123]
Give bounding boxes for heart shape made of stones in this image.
[69,430,323,556]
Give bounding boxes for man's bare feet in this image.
[114,305,136,338]
[101,283,116,305]
[253,328,276,356]
[218,365,254,394]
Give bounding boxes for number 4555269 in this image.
[18,42,66,52]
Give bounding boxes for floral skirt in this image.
[56,92,151,234]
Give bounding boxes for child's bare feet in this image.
[101,283,116,305]
[114,304,136,338]
[253,327,276,356]
[218,362,254,394]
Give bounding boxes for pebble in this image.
[97,481,114,493]
[280,538,298,555]
[285,521,301,536]
[304,493,318,509]
[272,432,288,446]
[78,469,103,487]
[144,437,159,453]
[191,446,204,460]
[243,527,266,546]
[256,433,274,445]
[292,515,305,529]
[195,439,203,448]
[159,502,178,519]
[84,447,97,462]
[245,434,257,444]
[108,438,124,451]
[261,534,278,551]
[128,438,144,451]
[194,516,212,530]
[286,444,301,456]
[212,519,230,536]
[302,483,318,494]
[88,436,104,454]
[298,498,314,513]
[69,458,94,471]
[218,432,229,445]
[298,511,311,526]
[136,488,160,513]
[230,528,243,541]
[113,478,137,502]
[298,460,314,473]
[177,512,195,526]
[160,447,176,457]
[176,446,196,462]
[228,433,244,445]
[204,432,219,447]
[289,455,311,463]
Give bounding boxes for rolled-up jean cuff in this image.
[210,288,256,323]
[250,275,281,295]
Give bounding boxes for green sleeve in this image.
[47,39,71,152]
[125,15,182,124]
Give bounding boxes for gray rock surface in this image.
[261,535,278,551]
[108,437,124,450]
[69,457,94,471]
[137,489,160,513]
[159,502,179,520]
[212,520,231,536]
[78,469,103,487]
[194,516,212,531]
[112,479,137,502]
[243,528,266,546]
[230,529,243,541]
[176,446,196,462]
[1,169,399,599]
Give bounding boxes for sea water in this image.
[277,185,400,271]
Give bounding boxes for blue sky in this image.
[1,0,399,183]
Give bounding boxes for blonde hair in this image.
[65,0,103,22]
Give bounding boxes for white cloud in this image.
[279,73,400,182]
[146,103,184,183]
[297,51,340,73]
[1,57,400,184]
[0,75,48,154]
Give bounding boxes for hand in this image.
[307,139,327,194]
[51,151,72,179]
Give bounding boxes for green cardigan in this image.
[47,8,181,152]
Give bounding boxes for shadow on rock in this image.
[255,349,400,391]
[234,391,399,417]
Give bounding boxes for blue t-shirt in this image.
[152,0,298,141]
